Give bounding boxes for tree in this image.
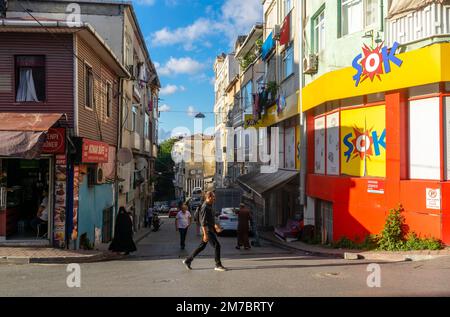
[154,138,178,201]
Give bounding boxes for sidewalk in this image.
[0,227,152,264]
[259,231,450,262]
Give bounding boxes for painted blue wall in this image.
[77,178,114,248]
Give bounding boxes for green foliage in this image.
[404,232,443,251]
[377,205,443,251]
[155,138,178,201]
[331,235,379,250]
[240,52,257,71]
[266,81,278,100]
[378,205,406,251]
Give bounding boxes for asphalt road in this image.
[1,216,450,297]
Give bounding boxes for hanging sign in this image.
[352,42,403,87]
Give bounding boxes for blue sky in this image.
[131,0,263,142]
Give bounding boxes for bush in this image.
[377,205,443,251]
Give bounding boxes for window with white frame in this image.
[409,97,441,180]
[341,0,379,36]
[313,9,325,53]
[445,97,450,180]
[282,45,294,79]
[144,113,149,139]
[341,0,363,36]
[242,81,253,114]
[364,0,379,29]
[278,125,285,169]
[284,0,293,17]
[131,105,138,132]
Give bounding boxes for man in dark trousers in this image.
[183,191,227,271]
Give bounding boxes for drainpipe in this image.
[299,0,307,208]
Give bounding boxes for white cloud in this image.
[133,0,156,6]
[187,106,196,117]
[165,0,180,7]
[150,0,262,50]
[159,104,171,112]
[156,57,205,76]
[151,18,213,50]
[160,84,186,96]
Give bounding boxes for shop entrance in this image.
[0,158,52,241]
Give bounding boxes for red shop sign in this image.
[42,128,66,154]
[82,139,109,163]
[367,180,385,194]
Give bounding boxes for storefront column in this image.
[385,91,405,206]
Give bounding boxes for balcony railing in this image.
[387,2,450,47]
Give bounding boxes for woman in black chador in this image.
[109,207,137,255]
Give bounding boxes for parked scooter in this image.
[152,212,161,232]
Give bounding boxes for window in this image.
[282,45,294,79]
[15,55,45,102]
[144,113,149,139]
[313,9,325,53]
[85,64,94,109]
[341,0,363,36]
[341,0,379,36]
[242,81,253,114]
[131,105,137,132]
[446,97,450,180]
[364,0,379,28]
[284,0,293,17]
[409,97,441,180]
[106,82,112,118]
[278,126,285,169]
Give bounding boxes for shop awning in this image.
[0,113,63,159]
[237,169,299,198]
[388,0,450,19]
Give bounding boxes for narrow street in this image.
[1,215,450,297]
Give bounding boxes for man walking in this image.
[146,205,154,229]
[183,191,227,271]
[175,203,192,250]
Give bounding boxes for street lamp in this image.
[195,112,206,119]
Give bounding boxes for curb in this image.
[0,229,153,265]
[259,235,450,262]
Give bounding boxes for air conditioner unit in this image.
[95,166,105,185]
[273,24,281,40]
[303,54,319,74]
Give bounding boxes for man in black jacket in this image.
[183,191,227,271]
[0,1,7,18]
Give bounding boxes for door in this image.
[316,200,333,244]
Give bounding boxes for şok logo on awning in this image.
[352,42,403,87]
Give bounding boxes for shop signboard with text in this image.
[340,105,386,177]
[42,128,66,154]
[81,139,109,163]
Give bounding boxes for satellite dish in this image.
[117,148,133,164]
[136,157,148,171]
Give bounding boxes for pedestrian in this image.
[109,207,137,255]
[183,191,227,272]
[175,203,192,250]
[146,205,154,229]
[235,203,252,250]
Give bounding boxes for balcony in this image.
[131,132,141,151]
[387,2,450,47]
[145,139,151,153]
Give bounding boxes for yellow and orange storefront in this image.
[303,42,450,245]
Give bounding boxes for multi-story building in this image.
[173,135,215,202]
[236,0,302,231]
[302,0,450,245]
[0,21,128,248]
[213,52,238,189]
[6,0,161,234]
